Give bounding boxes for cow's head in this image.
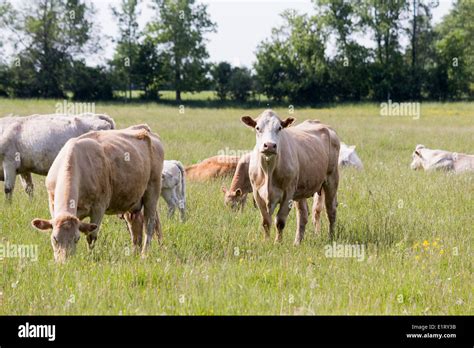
[222,186,245,210]
[339,143,356,166]
[241,109,295,159]
[410,144,425,170]
[31,214,97,262]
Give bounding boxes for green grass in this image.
[0,99,472,315]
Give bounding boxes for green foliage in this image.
[228,67,254,102]
[68,62,114,101]
[146,0,216,101]
[211,62,232,101]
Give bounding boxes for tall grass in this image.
[0,100,472,314]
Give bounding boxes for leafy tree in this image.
[255,10,330,103]
[228,67,253,102]
[146,0,216,101]
[2,0,100,98]
[433,0,473,99]
[68,61,113,100]
[211,61,232,101]
[110,0,141,100]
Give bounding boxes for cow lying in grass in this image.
[31,124,164,262]
[0,113,115,200]
[242,110,340,245]
[185,155,240,181]
[161,160,186,221]
[411,144,474,173]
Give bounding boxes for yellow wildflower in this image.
[439,249,445,255]
[422,240,430,248]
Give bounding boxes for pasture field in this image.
[0,99,472,315]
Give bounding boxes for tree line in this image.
[0,0,472,103]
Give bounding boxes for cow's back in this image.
[2,114,115,175]
[277,120,340,199]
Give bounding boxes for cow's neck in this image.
[229,162,246,192]
[258,152,278,202]
[53,157,80,217]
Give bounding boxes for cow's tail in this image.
[174,160,186,209]
[97,114,116,129]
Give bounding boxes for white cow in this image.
[0,113,115,200]
[411,144,474,173]
[161,160,186,221]
[339,142,363,169]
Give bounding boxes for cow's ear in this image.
[235,188,242,197]
[241,116,257,128]
[281,117,295,128]
[31,218,53,231]
[221,186,227,193]
[79,222,98,234]
[414,150,423,158]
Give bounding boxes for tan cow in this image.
[241,110,340,245]
[221,153,252,210]
[31,124,164,262]
[411,144,474,173]
[185,155,240,181]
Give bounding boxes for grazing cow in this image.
[0,113,115,200]
[241,110,340,245]
[185,155,240,181]
[411,144,474,173]
[161,160,186,221]
[221,153,252,210]
[31,124,164,262]
[339,143,363,169]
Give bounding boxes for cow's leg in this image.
[142,187,161,255]
[20,172,34,198]
[312,190,325,236]
[275,197,292,243]
[161,188,176,218]
[3,160,16,202]
[323,174,339,239]
[294,199,309,246]
[124,211,144,253]
[87,208,105,250]
[253,191,272,240]
[177,188,186,222]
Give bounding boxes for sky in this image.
[5,0,455,67]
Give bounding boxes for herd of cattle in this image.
[1,110,472,262]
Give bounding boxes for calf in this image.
[31,124,164,262]
[161,160,186,221]
[339,143,363,169]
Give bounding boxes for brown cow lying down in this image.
[31,124,164,262]
[242,110,340,245]
[185,155,240,181]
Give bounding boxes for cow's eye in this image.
[278,126,282,131]
[255,126,260,132]
[53,236,58,244]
